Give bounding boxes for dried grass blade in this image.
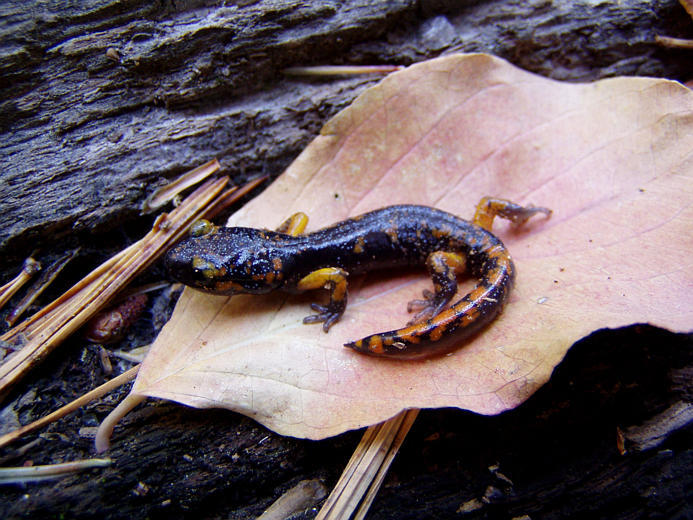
[283,65,403,76]
[655,35,693,49]
[0,365,139,449]
[0,458,112,485]
[142,159,220,213]
[0,258,41,311]
[203,175,268,221]
[5,250,78,327]
[3,178,226,344]
[316,409,419,520]
[354,409,419,519]
[0,177,229,402]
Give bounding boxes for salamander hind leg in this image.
[297,267,348,332]
[473,197,552,232]
[407,251,466,324]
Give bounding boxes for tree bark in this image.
[0,0,689,263]
[0,1,691,518]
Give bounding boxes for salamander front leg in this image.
[407,251,466,324]
[473,197,552,232]
[276,212,309,236]
[297,267,349,332]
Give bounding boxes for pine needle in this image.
[0,365,139,449]
[0,176,229,402]
[316,409,419,519]
[0,258,41,311]
[0,458,112,485]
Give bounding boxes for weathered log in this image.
[0,325,689,518]
[0,0,689,265]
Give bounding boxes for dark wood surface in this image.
[0,0,689,264]
[0,325,690,519]
[0,1,691,518]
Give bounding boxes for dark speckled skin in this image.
[166,205,516,360]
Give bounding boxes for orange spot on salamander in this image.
[429,324,445,342]
[485,244,505,259]
[400,331,422,344]
[432,225,452,239]
[213,280,246,293]
[385,224,399,244]
[368,335,384,354]
[463,306,481,324]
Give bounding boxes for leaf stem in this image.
[94,393,147,453]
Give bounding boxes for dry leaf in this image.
[131,54,693,439]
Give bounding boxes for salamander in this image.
[165,198,551,360]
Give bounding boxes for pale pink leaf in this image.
[131,54,693,439]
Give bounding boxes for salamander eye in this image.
[189,219,217,237]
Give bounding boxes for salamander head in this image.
[166,223,286,295]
